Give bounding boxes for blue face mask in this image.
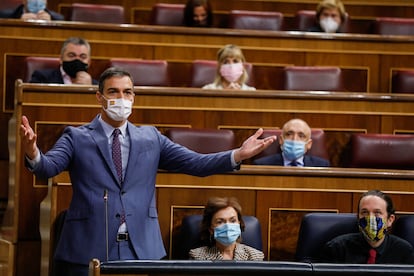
[282,140,307,161]
[27,0,46,14]
[213,223,241,246]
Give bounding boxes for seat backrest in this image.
[252,128,329,161]
[178,214,263,259]
[392,215,414,248]
[283,66,344,91]
[295,212,358,262]
[191,60,217,87]
[191,60,254,88]
[164,128,236,153]
[24,56,60,82]
[228,10,284,31]
[0,0,20,9]
[349,133,414,169]
[294,10,317,31]
[391,70,414,93]
[70,3,125,24]
[150,3,185,26]
[109,58,170,86]
[372,17,414,36]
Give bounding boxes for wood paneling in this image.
[4,83,414,276]
[2,17,414,275]
[3,53,369,113]
[49,0,414,25]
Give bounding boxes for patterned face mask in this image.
[358,215,388,242]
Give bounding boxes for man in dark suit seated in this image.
[253,118,330,167]
[4,0,64,20]
[30,37,98,85]
[319,190,414,264]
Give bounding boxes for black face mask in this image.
[62,59,88,78]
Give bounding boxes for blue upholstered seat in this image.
[295,212,358,262]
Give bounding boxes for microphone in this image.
[104,189,109,262]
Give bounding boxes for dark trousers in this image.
[53,260,88,276]
[53,239,137,276]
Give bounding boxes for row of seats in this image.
[165,127,414,170]
[54,3,414,36]
[23,57,414,93]
[178,212,414,261]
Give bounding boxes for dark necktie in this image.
[112,128,122,182]
[289,160,298,166]
[367,248,376,264]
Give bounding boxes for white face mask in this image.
[319,17,339,33]
[102,96,132,121]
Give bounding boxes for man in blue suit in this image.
[30,37,98,85]
[253,118,330,167]
[20,67,277,276]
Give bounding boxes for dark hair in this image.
[200,197,245,246]
[358,190,395,217]
[98,67,133,93]
[60,37,91,57]
[183,0,213,27]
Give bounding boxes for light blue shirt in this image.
[282,152,304,167]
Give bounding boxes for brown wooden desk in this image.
[44,167,414,276]
[4,82,414,276]
[87,258,414,276]
[2,18,414,114]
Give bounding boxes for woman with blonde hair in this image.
[309,0,347,33]
[203,44,255,90]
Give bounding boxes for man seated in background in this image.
[5,0,64,20]
[319,190,414,264]
[253,118,330,167]
[30,36,97,85]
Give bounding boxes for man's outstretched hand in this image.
[20,115,38,160]
[234,128,277,163]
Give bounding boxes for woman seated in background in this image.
[203,44,256,90]
[189,197,264,260]
[183,0,213,27]
[308,0,347,33]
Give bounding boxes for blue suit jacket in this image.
[30,68,98,84]
[253,153,330,167]
[30,116,235,264]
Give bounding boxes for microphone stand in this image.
[104,189,109,262]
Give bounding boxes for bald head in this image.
[280,119,312,151]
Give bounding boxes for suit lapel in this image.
[89,116,121,185]
[124,122,140,185]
